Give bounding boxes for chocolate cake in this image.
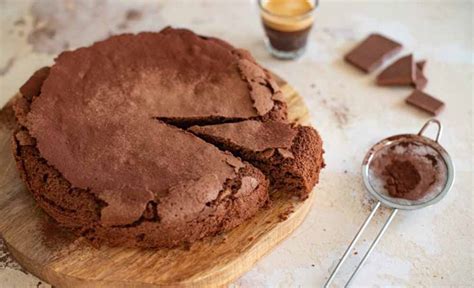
[11,27,323,248]
[189,120,324,200]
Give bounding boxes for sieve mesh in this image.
[362,132,454,210]
[367,139,448,207]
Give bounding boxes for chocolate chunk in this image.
[416,60,426,71]
[414,66,428,90]
[406,90,444,115]
[376,54,415,86]
[344,34,402,73]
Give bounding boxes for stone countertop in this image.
[0,0,472,287]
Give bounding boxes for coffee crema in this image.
[261,0,314,32]
[260,0,315,54]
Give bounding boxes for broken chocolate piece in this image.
[414,66,428,90]
[344,34,402,73]
[406,90,444,115]
[376,54,415,86]
[416,60,426,71]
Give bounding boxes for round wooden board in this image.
[0,74,313,288]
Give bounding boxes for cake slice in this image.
[189,120,324,200]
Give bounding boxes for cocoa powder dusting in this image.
[38,215,77,252]
[320,98,350,128]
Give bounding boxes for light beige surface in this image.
[0,0,472,287]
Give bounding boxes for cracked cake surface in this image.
[11,27,322,248]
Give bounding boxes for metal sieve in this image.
[324,119,455,287]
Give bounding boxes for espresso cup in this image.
[259,0,317,59]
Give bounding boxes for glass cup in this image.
[258,0,317,59]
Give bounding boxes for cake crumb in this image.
[126,9,142,21]
[278,205,295,221]
[263,199,273,209]
[14,18,25,26]
[182,242,192,251]
[117,22,128,30]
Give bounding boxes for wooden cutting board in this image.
[0,74,313,287]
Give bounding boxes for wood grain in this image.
[0,76,312,288]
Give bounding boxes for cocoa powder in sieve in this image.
[383,159,423,200]
[369,140,446,201]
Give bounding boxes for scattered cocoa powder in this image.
[320,98,350,128]
[38,216,76,250]
[14,18,25,26]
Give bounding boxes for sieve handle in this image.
[418,119,443,142]
[324,202,398,287]
[324,202,381,288]
[344,208,398,287]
